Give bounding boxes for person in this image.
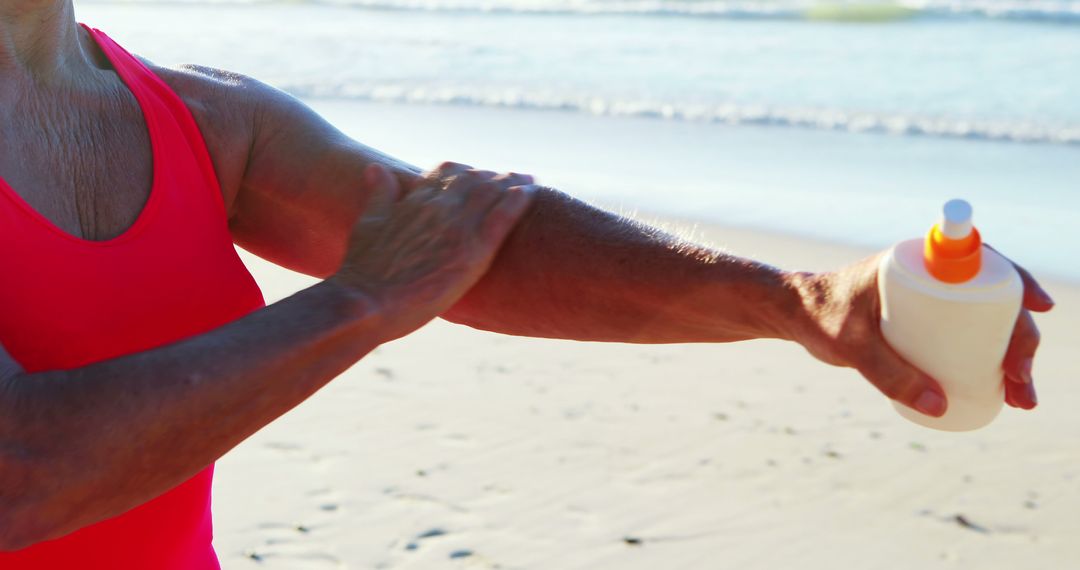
[0,1,1052,567]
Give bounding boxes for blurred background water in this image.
[77,0,1080,279]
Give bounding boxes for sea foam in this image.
[287,83,1080,146]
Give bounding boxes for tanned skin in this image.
[0,0,1052,550]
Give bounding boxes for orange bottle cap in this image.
[924,223,982,283]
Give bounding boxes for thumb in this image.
[362,163,402,218]
[856,340,948,417]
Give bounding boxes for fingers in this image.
[856,337,948,417]
[1002,310,1039,409]
[415,163,538,245]
[494,172,535,186]
[426,161,536,192]
[433,166,538,224]
[1005,380,1038,410]
[981,244,1043,411]
[445,169,496,194]
[482,185,539,245]
[430,161,474,180]
[1015,262,1055,313]
[985,243,1054,312]
[463,181,502,217]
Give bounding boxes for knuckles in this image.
[435,160,471,173]
[1012,312,1041,352]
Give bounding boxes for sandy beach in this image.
[212,220,1080,569]
[2,3,1069,567]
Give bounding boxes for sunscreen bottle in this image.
[877,199,1022,431]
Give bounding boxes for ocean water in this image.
[77,0,1080,279]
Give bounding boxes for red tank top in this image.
[0,24,265,568]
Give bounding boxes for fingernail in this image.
[1019,357,1034,384]
[914,390,946,417]
[1038,289,1055,307]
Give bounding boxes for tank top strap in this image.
[80,23,230,221]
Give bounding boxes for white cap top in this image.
[940,199,974,239]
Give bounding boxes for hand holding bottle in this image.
[789,202,1052,427]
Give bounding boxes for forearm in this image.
[444,188,807,343]
[0,280,381,548]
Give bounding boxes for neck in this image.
[0,0,98,85]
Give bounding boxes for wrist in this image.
[320,275,442,345]
[703,261,819,343]
[312,278,387,332]
[774,270,825,345]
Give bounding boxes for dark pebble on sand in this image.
[449,549,474,559]
[954,514,990,534]
[417,528,448,540]
[295,524,310,533]
[623,536,643,546]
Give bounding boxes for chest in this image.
[0,86,154,242]
[0,84,266,371]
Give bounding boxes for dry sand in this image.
[212,220,1080,569]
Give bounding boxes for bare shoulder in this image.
[136,58,358,219]
[136,58,276,217]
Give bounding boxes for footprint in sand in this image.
[403,527,449,551]
[237,486,346,567]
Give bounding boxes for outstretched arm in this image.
[443,187,802,344]
[435,188,1050,416]
[221,71,1050,418]
[222,74,800,344]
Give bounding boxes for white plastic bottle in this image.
[877,199,1023,431]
